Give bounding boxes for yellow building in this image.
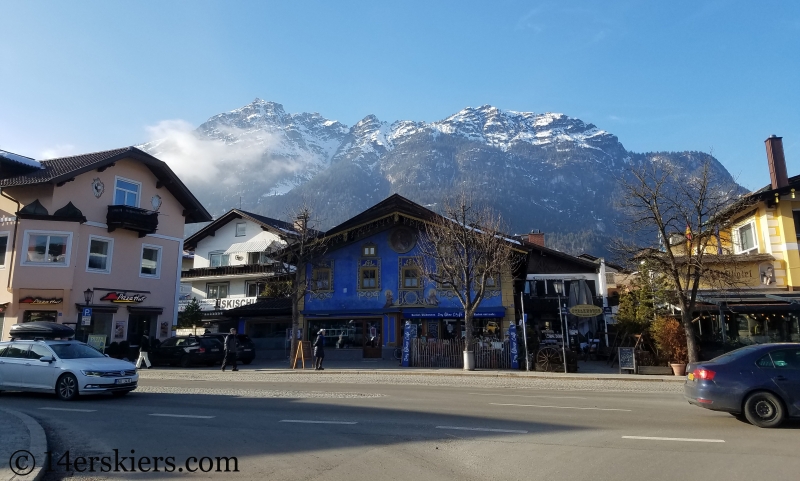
[691,136,800,350]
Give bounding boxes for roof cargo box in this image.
[10,321,75,340]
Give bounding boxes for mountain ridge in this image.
[142,99,743,257]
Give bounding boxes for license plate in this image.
[115,378,132,384]
[244,349,252,351]
[687,373,694,381]
[211,349,219,352]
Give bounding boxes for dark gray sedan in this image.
[684,343,800,427]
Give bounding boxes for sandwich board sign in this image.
[81,308,92,326]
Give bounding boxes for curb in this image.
[0,409,47,481]
[246,368,687,383]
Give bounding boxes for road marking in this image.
[149,413,215,419]
[39,407,97,413]
[490,403,631,412]
[470,392,587,400]
[279,420,358,425]
[622,436,725,443]
[436,426,528,434]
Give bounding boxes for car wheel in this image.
[56,373,79,401]
[743,391,785,428]
[242,359,252,365]
[180,355,191,368]
[111,390,131,397]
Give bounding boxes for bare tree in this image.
[615,158,753,363]
[416,193,521,370]
[263,202,327,364]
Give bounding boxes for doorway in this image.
[363,320,382,358]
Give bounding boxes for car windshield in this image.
[49,343,106,359]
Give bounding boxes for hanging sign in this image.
[100,292,147,303]
[20,296,63,305]
[569,304,603,318]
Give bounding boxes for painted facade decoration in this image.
[301,195,518,360]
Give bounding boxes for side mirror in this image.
[39,355,54,363]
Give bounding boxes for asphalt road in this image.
[2,375,799,481]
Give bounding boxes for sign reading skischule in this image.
[569,304,603,318]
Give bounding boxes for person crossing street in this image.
[221,328,239,372]
[136,334,152,369]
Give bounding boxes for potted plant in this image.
[650,317,688,376]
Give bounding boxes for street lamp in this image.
[83,288,94,306]
[553,280,568,374]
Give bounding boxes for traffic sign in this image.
[81,307,92,326]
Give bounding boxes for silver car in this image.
[0,340,138,400]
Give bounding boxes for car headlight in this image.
[81,370,104,377]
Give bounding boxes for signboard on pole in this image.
[81,307,92,326]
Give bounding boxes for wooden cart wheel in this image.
[536,346,564,372]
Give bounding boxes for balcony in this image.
[181,263,280,280]
[107,205,159,237]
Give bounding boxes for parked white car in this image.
[0,340,138,400]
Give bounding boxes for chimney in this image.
[765,135,788,190]
[527,230,545,247]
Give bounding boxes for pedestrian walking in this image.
[313,329,325,370]
[136,334,152,369]
[221,328,239,372]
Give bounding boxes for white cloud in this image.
[141,119,307,188]
[40,144,76,159]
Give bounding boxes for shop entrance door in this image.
[363,320,382,358]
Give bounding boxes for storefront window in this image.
[22,311,58,323]
[247,321,291,350]
[735,313,800,344]
[306,319,366,349]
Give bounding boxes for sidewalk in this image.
[242,358,686,383]
[0,408,47,481]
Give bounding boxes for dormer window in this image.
[114,177,141,207]
[362,243,377,257]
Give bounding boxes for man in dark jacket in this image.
[313,329,325,370]
[222,328,239,372]
[136,334,152,369]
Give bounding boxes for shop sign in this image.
[219,297,258,310]
[100,292,147,303]
[569,304,603,318]
[87,335,106,353]
[20,296,63,305]
[403,310,506,319]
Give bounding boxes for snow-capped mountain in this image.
[142,99,741,256]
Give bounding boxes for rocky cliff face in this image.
[142,99,742,256]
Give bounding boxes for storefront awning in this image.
[223,240,277,255]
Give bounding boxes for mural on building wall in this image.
[304,227,506,313]
[389,227,416,253]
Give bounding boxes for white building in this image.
[179,209,294,341]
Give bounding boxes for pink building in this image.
[0,147,211,350]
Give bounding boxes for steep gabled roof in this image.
[323,194,438,238]
[0,146,211,223]
[184,209,299,249]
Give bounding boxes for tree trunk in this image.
[681,310,699,363]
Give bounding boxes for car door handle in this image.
[774,375,788,381]
[24,363,32,366]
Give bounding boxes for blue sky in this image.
[1,0,798,191]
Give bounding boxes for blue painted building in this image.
[301,195,517,360]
